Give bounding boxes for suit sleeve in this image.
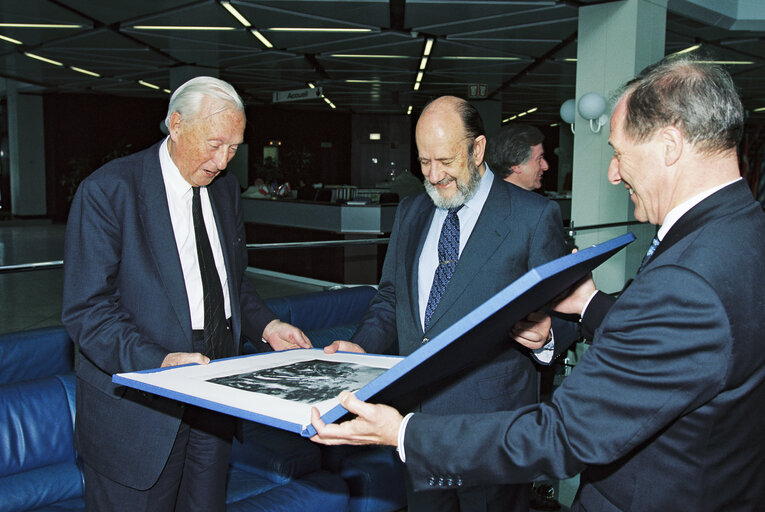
[349,200,410,354]
[403,265,728,489]
[61,177,168,374]
[529,201,580,357]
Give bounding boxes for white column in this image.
[571,0,667,292]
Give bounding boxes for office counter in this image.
[243,198,398,284]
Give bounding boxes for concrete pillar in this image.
[570,0,667,292]
[6,80,46,217]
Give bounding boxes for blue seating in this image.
[0,285,406,512]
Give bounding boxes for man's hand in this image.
[323,340,366,354]
[161,352,209,367]
[262,319,312,351]
[511,311,552,350]
[310,391,401,447]
[553,276,597,317]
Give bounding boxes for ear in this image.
[168,111,183,143]
[661,125,683,167]
[471,134,487,166]
[509,164,521,175]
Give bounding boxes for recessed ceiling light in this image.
[138,80,160,90]
[268,27,372,33]
[0,34,23,44]
[0,23,82,28]
[24,52,63,66]
[250,29,273,48]
[70,66,100,77]
[220,1,251,28]
[133,25,236,31]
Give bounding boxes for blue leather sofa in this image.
[0,286,406,512]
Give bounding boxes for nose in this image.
[212,147,231,171]
[424,162,446,184]
[607,156,621,185]
[540,157,549,171]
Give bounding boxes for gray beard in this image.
[424,160,482,209]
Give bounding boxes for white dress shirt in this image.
[159,137,232,329]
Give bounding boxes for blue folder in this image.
[114,232,635,436]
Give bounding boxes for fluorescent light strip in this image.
[697,60,753,65]
[70,66,100,77]
[323,96,336,109]
[133,25,236,30]
[164,89,172,94]
[220,1,251,27]
[307,82,316,88]
[0,23,82,28]
[269,27,372,32]
[423,38,434,57]
[251,29,273,48]
[674,44,701,55]
[139,80,160,90]
[441,56,520,61]
[753,107,765,112]
[413,81,421,91]
[415,71,424,82]
[550,123,559,127]
[407,105,413,115]
[503,107,538,123]
[331,54,408,59]
[0,34,23,44]
[419,56,428,70]
[25,52,63,66]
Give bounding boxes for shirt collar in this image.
[159,136,193,200]
[657,177,741,240]
[461,164,494,214]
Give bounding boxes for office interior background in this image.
[1,1,764,510]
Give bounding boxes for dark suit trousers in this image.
[83,330,235,512]
[405,469,530,512]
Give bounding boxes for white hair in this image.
[164,76,244,128]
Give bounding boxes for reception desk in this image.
[243,198,399,284]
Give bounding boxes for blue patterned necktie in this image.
[638,235,660,273]
[424,206,463,330]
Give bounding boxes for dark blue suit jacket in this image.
[404,180,765,511]
[351,174,569,415]
[62,142,275,490]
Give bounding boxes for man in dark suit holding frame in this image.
[62,76,310,511]
[311,56,765,511]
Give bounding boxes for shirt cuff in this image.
[580,290,600,320]
[397,412,415,463]
[531,329,555,364]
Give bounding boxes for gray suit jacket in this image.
[351,175,568,415]
[62,142,275,490]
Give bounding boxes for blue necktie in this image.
[638,235,660,273]
[424,206,462,330]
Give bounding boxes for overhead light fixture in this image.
[139,80,160,90]
[163,89,172,94]
[133,25,236,31]
[70,66,100,77]
[268,27,372,33]
[24,52,63,66]
[698,60,754,65]
[220,1,251,27]
[0,23,82,28]
[331,54,407,59]
[407,105,413,115]
[250,29,273,48]
[0,34,23,44]
[441,56,520,61]
[323,96,336,109]
[560,93,608,134]
[564,58,577,62]
[423,38,434,57]
[754,107,765,112]
[307,82,316,88]
[674,44,701,55]
[549,123,559,127]
[345,79,381,83]
[369,133,381,141]
[502,107,537,124]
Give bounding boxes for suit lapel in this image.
[424,179,514,334]
[406,196,436,334]
[137,144,193,343]
[650,180,748,265]
[207,177,242,343]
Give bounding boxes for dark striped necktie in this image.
[424,206,463,330]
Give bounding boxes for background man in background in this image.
[62,76,310,512]
[324,95,573,512]
[311,55,765,512]
[486,124,549,191]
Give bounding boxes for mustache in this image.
[431,176,454,186]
